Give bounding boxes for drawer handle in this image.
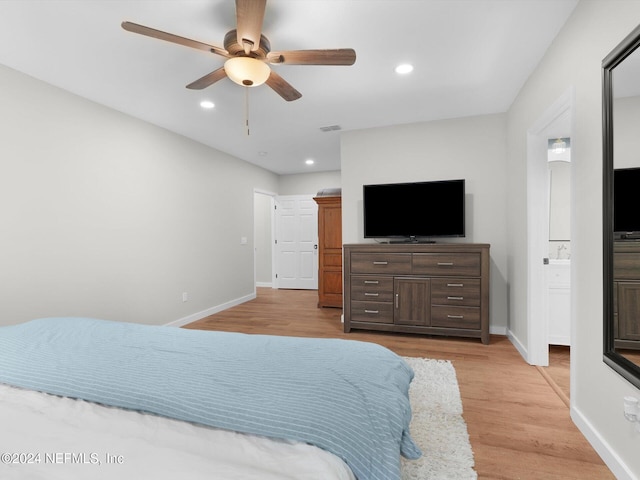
[364,280,379,284]
[448,296,464,301]
[364,310,379,314]
[447,315,464,319]
[373,261,388,265]
[364,293,379,297]
[438,262,454,266]
[447,283,464,287]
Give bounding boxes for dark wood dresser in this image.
[343,243,490,344]
[614,241,640,349]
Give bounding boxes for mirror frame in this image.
[603,24,640,389]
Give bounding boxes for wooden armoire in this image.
[313,188,343,308]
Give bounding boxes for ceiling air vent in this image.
[319,125,342,132]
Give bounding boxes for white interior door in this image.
[275,195,318,290]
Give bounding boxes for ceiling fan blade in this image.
[121,21,229,58]
[267,49,356,66]
[186,68,228,90]
[265,71,302,102]
[235,0,266,53]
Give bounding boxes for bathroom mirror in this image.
[603,24,640,389]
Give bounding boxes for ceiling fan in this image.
[122,0,356,101]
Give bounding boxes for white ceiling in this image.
[0,0,578,175]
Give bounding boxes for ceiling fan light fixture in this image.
[224,57,271,87]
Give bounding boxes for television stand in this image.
[343,243,490,344]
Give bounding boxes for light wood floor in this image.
[185,288,614,480]
[545,345,571,405]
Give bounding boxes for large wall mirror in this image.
[603,24,640,389]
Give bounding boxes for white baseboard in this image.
[571,405,637,480]
[507,328,529,363]
[165,292,257,328]
[256,282,272,288]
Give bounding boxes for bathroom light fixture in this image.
[305,159,315,165]
[224,57,271,87]
[200,100,215,109]
[551,138,567,154]
[547,137,571,163]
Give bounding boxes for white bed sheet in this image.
[0,383,356,480]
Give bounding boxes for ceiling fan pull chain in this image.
[245,87,250,136]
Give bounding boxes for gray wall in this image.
[278,170,341,195]
[0,63,279,327]
[506,1,640,476]
[254,192,273,286]
[341,113,509,334]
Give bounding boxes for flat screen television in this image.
[614,167,640,238]
[363,179,465,241]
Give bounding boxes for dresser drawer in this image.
[350,253,412,275]
[431,278,480,306]
[431,306,480,329]
[614,252,640,280]
[350,301,394,324]
[351,276,394,302]
[412,253,480,277]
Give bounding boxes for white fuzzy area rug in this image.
[401,357,477,480]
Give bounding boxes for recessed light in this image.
[305,159,315,165]
[395,63,414,75]
[200,100,215,109]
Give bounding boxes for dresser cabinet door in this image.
[394,278,431,326]
[618,282,640,342]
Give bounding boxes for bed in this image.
[0,317,421,480]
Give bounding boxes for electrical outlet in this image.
[182,292,188,303]
[624,396,638,419]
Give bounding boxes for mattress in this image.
[0,382,356,480]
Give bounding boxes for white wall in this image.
[615,95,640,169]
[506,1,640,477]
[341,113,508,333]
[0,63,279,327]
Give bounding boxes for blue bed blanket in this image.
[0,318,421,480]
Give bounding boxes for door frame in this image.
[526,87,575,366]
[253,188,277,291]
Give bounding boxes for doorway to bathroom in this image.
[526,87,574,369]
